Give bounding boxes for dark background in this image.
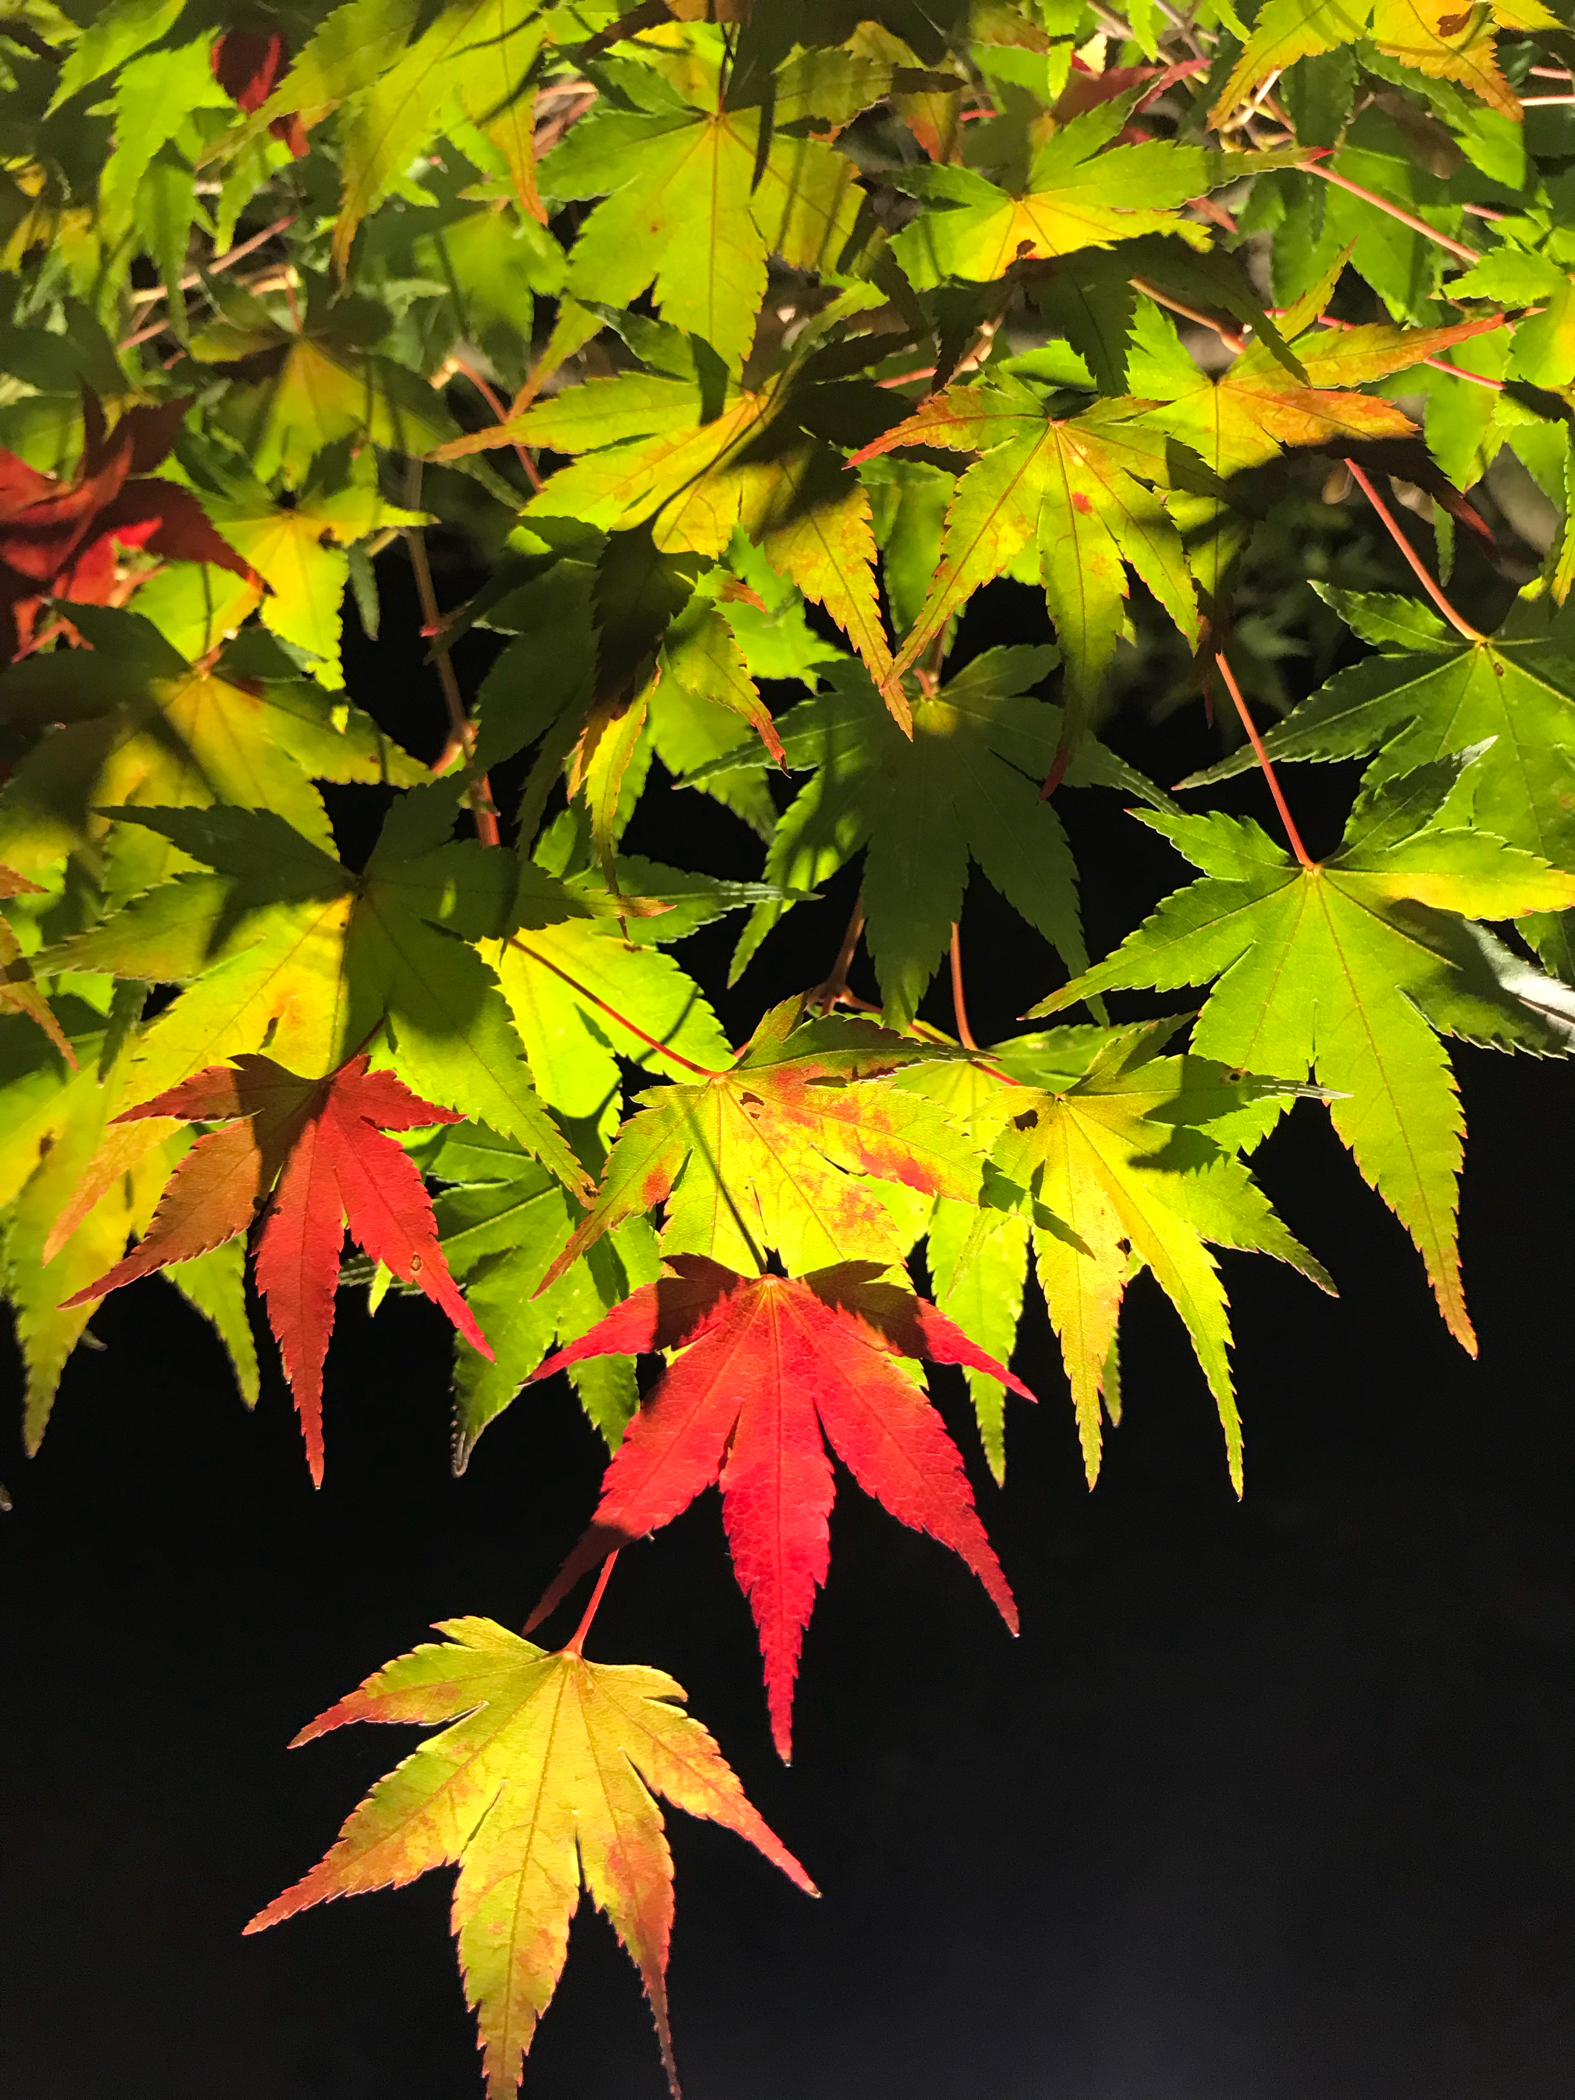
[1,558,1571,2100]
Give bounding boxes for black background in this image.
[1,562,1571,2100]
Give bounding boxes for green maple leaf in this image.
[198,450,428,687]
[0,1001,257,1446]
[187,274,461,488]
[540,999,980,1285]
[489,917,734,1122]
[1182,589,1575,977]
[36,790,589,1195]
[0,606,423,904]
[1209,0,1558,129]
[890,103,1291,286]
[851,384,1199,709]
[416,1124,659,1463]
[1128,297,1505,478]
[542,31,862,371]
[439,324,904,694]
[1032,765,1575,1351]
[697,646,1164,1025]
[987,1024,1332,1491]
[906,1021,1328,1489]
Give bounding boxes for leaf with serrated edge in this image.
[246,1617,814,2098]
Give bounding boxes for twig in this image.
[1344,459,1485,642]
[1130,274,1244,353]
[1214,652,1314,869]
[507,936,725,1076]
[448,349,542,490]
[402,461,502,847]
[1521,93,1575,104]
[1304,161,1481,265]
[949,924,978,1050]
[808,896,867,1014]
[118,213,298,350]
[563,1552,619,1656]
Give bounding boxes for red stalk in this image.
[1214,653,1314,869]
[1344,460,1485,642]
[563,1552,619,1656]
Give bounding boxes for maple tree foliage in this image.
[2,0,1575,2088]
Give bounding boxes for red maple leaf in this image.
[525,1256,1033,1759]
[211,30,308,155]
[65,1051,492,1481]
[0,394,259,659]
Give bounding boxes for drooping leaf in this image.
[525,1256,1030,1757]
[1033,767,1575,1351]
[65,1050,491,1480]
[698,648,1164,1023]
[246,1617,815,2097]
[540,1000,980,1284]
[0,605,423,901]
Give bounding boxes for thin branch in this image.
[807,896,867,1014]
[119,212,298,349]
[402,462,502,847]
[1344,459,1485,642]
[1130,273,1244,353]
[507,936,725,1077]
[1304,161,1481,265]
[949,924,978,1050]
[563,1552,619,1656]
[448,349,542,490]
[1213,652,1314,869]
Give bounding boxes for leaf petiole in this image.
[1213,652,1315,869]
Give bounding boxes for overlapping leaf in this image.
[65,1051,490,1480]
[35,792,588,1193]
[1184,588,1575,975]
[540,999,979,1284]
[0,605,423,901]
[698,647,1162,1023]
[525,1256,1029,1757]
[1033,764,1575,1350]
[852,381,1198,709]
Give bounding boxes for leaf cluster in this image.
[2,0,1574,2089]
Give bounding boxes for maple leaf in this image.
[436,328,905,697]
[420,1124,660,1464]
[542,29,862,371]
[64,1050,491,1481]
[0,395,257,657]
[695,647,1167,1023]
[210,28,308,154]
[186,273,461,488]
[1125,292,1505,478]
[0,604,424,903]
[851,380,1199,708]
[524,1256,1030,1757]
[246,1616,815,2097]
[1031,764,1575,1352]
[35,791,590,1197]
[1208,0,1559,129]
[197,450,428,688]
[985,1023,1331,1489]
[889,103,1289,286]
[539,999,980,1286]
[1181,588,1575,978]
[0,866,72,1062]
